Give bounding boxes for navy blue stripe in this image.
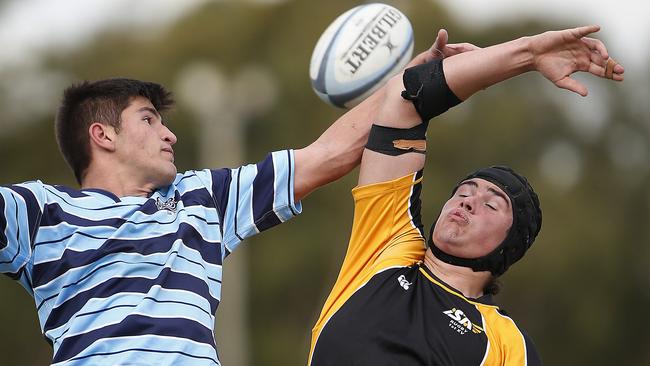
[0,192,7,248]
[254,212,282,233]
[35,230,109,247]
[210,168,232,239]
[34,212,218,248]
[32,222,222,287]
[53,185,90,198]
[253,154,281,232]
[8,185,42,246]
[410,170,425,238]
[40,202,126,228]
[133,197,166,215]
[177,174,195,183]
[52,295,215,344]
[66,347,218,365]
[43,267,218,332]
[44,186,139,210]
[52,315,217,364]
[0,195,22,266]
[39,201,217,229]
[179,188,215,210]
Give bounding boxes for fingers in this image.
[581,34,625,81]
[555,77,588,97]
[588,47,607,69]
[604,58,625,80]
[572,24,600,39]
[587,57,624,81]
[582,37,609,60]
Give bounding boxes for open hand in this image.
[531,25,624,96]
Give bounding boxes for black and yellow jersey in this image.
[309,172,541,365]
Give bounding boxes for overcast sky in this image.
[0,0,646,69]
[438,0,647,68]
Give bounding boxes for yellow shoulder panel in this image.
[309,173,426,363]
[478,306,528,366]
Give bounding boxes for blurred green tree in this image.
[0,0,646,365]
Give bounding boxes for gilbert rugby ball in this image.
[310,3,414,108]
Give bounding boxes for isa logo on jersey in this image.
[310,3,414,108]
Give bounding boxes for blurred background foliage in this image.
[0,0,648,365]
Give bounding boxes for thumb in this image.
[431,29,448,56]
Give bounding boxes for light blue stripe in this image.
[46,288,215,342]
[34,206,222,265]
[50,293,215,344]
[35,240,222,294]
[36,249,222,313]
[272,150,302,221]
[221,164,256,254]
[52,336,219,366]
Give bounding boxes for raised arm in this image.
[293,31,479,201]
[358,25,624,186]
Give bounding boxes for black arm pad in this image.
[401,58,462,122]
[366,123,427,156]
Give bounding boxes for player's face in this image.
[114,96,178,188]
[432,179,513,259]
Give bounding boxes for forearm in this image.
[360,38,535,186]
[293,87,385,201]
[444,36,533,100]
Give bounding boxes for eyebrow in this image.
[138,106,160,117]
[459,181,510,208]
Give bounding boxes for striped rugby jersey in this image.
[0,150,301,366]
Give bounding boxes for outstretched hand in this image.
[530,25,624,96]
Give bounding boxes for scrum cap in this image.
[429,166,542,276]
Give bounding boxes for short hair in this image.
[54,78,174,184]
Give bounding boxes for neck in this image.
[82,163,154,198]
[423,248,492,299]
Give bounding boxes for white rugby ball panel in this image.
[310,3,414,108]
[330,39,413,108]
[309,6,359,83]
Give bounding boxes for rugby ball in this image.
[310,3,414,108]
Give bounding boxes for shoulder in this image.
[487,307,543,365]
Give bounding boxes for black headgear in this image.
[428,166,542,276]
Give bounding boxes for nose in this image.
[459,197,474,213]
[160,124,178,145]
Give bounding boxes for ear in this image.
[88,122,117,152]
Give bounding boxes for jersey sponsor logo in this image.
[443,308,484,335]
[156,197,177,213]
[397,274,412,290]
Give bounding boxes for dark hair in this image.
[483,276,501,296]
[54,78,174,184]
